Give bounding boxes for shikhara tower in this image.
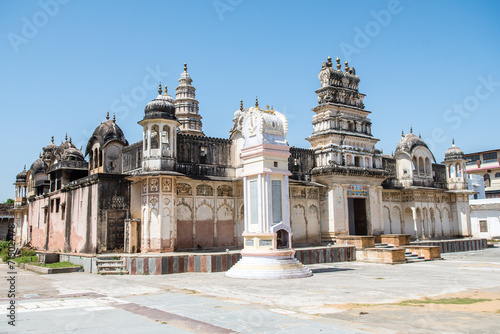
[175,63,204,136]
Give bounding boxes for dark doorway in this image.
[107,210,126,251]
[276,229,289,249]
[348,198,368,235]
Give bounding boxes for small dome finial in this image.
[184,63,187,71]
[69,136,72,144]
[410,126,413,134]
[327,56,332,67]
[266,104,270,112]
[65,133,68,141]
[113,113,116,123]
[345,61,349,72]
[240,100,243,111]
[255,96,259,108]
[452,138,455,146]
[271,105,274,113]
[336,57,341,70]
[419,132,421,139]
[106,110,110,120]
[402,130,404,137]
[51,136,54,143]
[164,85,168,95]
[158,82,162,95]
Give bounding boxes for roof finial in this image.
[266,104,270,112]
[158,82,162,95]
[113,113,116,123]
[452,138,455,145]
[345,61,349,72]
[240,100,243,111]
[65,133,68,141]
[184,63,187,71]
[23,164,26,171]
[419,132,421,139]
[327,56,332,67]
[255,96,259,108]
[39,152,42,158]
[336,57,341,70]
[69,136,72,144]
[391,151,394,156]
[410,126,413,134]
[51,136,54,143]
[271,105,274,113]
[164,85,168,95]
[106,110,110,120]
[402,130,404,137]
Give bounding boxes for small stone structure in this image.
[226,104,311,279]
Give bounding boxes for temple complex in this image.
[12,57,473,254]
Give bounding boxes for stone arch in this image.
[429,208,436,237]
[435,208,443,236]
[176,202,193,248]
[383,206,391,234]
[142,208,149,250]
[151,125,160,149]
[161,206,172,250]
[392,206,402,234]
[195,203,214,248]
[306,205,320,243]
[291,204,307,243]
[216,203,235,247]
[442,207,452,236]
[149,208,160,250]
[404,208,414,237]
[416,207,422,238]
[425,157,431,176]
[422,207,429,238]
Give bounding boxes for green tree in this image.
[5,199,14,204]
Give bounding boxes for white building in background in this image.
[468,174,486,200]
[465,149,500,198]
[470,198,500,239]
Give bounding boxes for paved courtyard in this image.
[1,246,500,333]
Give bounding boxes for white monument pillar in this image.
[226,104,312,279]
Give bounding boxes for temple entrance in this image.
[348,198,368,235]
[107,210,126,251]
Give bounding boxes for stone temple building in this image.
[12,58,473,254]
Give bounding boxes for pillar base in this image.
[225,249,312,279]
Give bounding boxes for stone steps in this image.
[96,257,128,275]
[374,244,428,263]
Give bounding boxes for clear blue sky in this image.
[1,0,499,201]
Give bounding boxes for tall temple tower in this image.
[307,57,381,168]
[307,57,386,239]
[175,63,204,136]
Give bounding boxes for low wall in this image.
[295,246,355,265]
[124,253,241,275]
[124,245,356,275]
[412,238,487,253]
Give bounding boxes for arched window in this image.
[449,165,455,178]
[98,149,103,167]
[484,174,491,187]
[89,151,93,171]
[495,173,500,178]
[143,129,148,150]
[418,157,424,175]
[94,148,98,169]
[456,163,462,177]
[162,125,169,148]
[151,126,159,149]
[425,157,431,176]
[412,157,417,172]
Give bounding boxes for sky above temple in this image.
[1,0,499,201]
